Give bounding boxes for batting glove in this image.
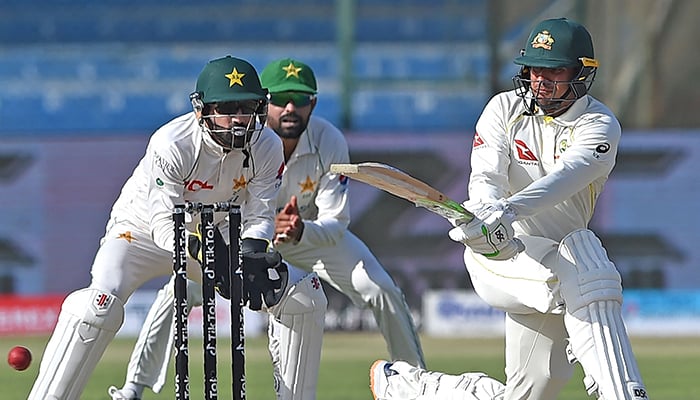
[449,199,524,260]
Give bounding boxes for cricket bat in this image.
[330,162,474,222]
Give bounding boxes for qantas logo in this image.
[472,132,485,148]
[515,139,538,162]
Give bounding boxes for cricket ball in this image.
[7,345,32,371]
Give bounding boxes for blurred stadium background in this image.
[1,0,700,340]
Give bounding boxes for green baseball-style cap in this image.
[194,56,267,103]
[260,58,318,94]
[514,18,595,68]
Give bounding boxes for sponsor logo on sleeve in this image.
[472,132,485,148]
[593,142,611,159]
[153,152,177,176]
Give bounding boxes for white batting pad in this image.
[268,270,327,400]
[557,229,648,400]
[29,288,124,400]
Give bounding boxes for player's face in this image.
[528,66,578,105]
[201,100,261,149]
[265,92,316,139]
[207,101,258,128]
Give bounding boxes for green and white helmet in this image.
[190,56,268,150]
[513,18,599,115]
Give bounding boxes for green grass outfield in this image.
[2,333,697,399]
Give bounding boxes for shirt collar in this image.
[554,96,589,123]
[289,127,314,159]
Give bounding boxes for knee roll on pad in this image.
[271,271,327,318]
[29,288,124,400]
[65,287,125,331]
[557,229,622,312]
[268,272,327,400]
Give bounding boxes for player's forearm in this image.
[295,218,346,247]
[507,154,607,218]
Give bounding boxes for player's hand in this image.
[274,195,304,244]
[187,224,206,263]
[448,199,524,260]
[242,243,288,311]
[187,224,233,299]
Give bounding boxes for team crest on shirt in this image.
[232,175,247,190]
[299,175,316,193]
[556,139,569,160]
[558,139,568,153]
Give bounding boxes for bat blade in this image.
[330,162,473,222]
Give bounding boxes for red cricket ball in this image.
[7,345,32,371]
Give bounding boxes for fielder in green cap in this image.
[52,55,330,400]
[261,58,318,94]
[370,18,649,400]
[260,57,426,369]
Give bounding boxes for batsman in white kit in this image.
[370,18,649,400]
[108,57,425,400]
[28,56,327,400]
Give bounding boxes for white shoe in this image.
[370,360,396,400]
[371,360,506,400]
[107,386,141,400]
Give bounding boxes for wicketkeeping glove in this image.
[187,224,234,299]
[242,251,288,311]
[448,199,524,260]
[241,239,288,311]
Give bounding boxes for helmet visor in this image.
[212,100,261,115]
